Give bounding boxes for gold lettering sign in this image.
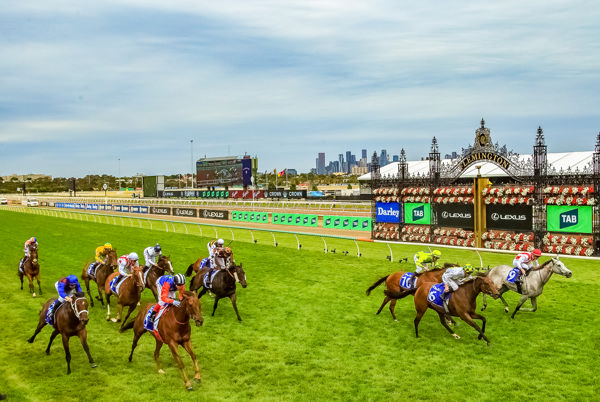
[458,152,510,172]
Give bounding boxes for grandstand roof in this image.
[358,151,593,181]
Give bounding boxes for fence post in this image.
[321,236,328,253]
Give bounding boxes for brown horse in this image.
[123,291,203,390]
[189,262,247,321]
[144,255,175,301]
[27,293,97,374]
[19,242,42,297]
[104,265,145,329]
[366,263,459,321]
[81,248,118,307]
[413,274,500,346]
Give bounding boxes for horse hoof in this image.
[91,364,98,368]
[452,334,461,340]
[186,386,193,391]
[111,318,118,323]
[158,369,165,374]
[504,308,509,313]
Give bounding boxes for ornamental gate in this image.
[370,120,600,257]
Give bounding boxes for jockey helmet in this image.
[67,274,78,285]
[217,239,224,246]
[463,264,474,275]
[104,243,112,249]
[532,249,542,257]
[154,244,162,253]
[174,273,186,286]
[432,250,441,258]
[31,237,37,243]
[128,252,139,261]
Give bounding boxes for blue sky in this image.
[1,0,599,178]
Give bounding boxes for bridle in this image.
[70,297,89,321]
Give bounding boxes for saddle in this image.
[45,300,66,326]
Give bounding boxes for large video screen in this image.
[196,158,251,187]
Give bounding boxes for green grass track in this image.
[0,209,597,401]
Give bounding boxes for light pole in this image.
[118,158,121,191]
[190,139,194,189]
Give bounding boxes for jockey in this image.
[143,244,162,270]
[207,238,225,269]
[413,249,442,274]
[441,264,474,310]
[24,237,37,258]
[149,273,186,323]
[116,252,139,284]
[513,249,541,292]
[95,243,113,264]
[50,274,83,320]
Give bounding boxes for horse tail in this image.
[185,264,194,277]
[120,319,135,332]
[366,275,389,296]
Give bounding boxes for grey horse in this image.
[481,257,572,318]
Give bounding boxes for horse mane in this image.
[531,259,552,271]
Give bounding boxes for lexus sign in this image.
[486,204,532,230]
[436,204,474,229]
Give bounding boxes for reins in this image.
[70,297,88,320]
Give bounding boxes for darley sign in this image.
[376,202,400,223]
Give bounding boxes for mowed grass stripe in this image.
[0,209,596,402]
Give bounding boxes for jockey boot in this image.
[515,277,523,294]
[116,274,123,283]
[149,310,157,323]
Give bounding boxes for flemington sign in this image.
[458,152,510,171]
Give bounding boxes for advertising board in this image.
[547,205,592,233]
[436,204,474,229]
[404,203,431,225]
[375,202,401,223]
[486,204,533,231]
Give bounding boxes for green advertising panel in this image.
[232,210,268,223]
[547,205,592,233]
[323,215,370,231]
[404,203,431,225]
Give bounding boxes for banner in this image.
[229,190,265,199]
[404,203,431,225]
[486,204,533,231]
[547,205,592,233]
[150,206,171,215]
[376,202,401,223]
[173,207,198,218]
[436,204,474,229]
[198,208,228,220]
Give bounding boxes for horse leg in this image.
[26,273,35,295]
[481,294,487,311]
[128,327,146,362]
[389,299,398,321]
[413,306,428,338]
[120,304,135,329]
[469,312,487,340]
[212,296,220,317]
[511,295,530,319]
[459,312,492,346]
[19,269,24,290]
[230,294,242,322]
[153,340,165,374]
[78,329,97,368]
[36,274,42,295]
[375,296,390,316]
[105,293,113,320]
[182,340,201,383]
[28,316,48,343]
[166,341,192,390]
[84,277,94,307]
[61,334,73,374]
[97,283,106,307]
[437,312,459,339]
[520,296,538,312]
[197,287,207,298]
[112,303,123,323]
[46,328,60,355]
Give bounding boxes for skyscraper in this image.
[316,152,326,174]
[362,149,367,159]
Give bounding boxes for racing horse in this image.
[413,274,499,346]
[185,246,233,277]
[123,291,203,390]
[81,248,118,307]
[104,265,145,329]
[19,242,42,297]
[481,257,572,318]
[27,293,97,374]
[366,263,459,321]
[189,261,247,322]
[144,255,175,301]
